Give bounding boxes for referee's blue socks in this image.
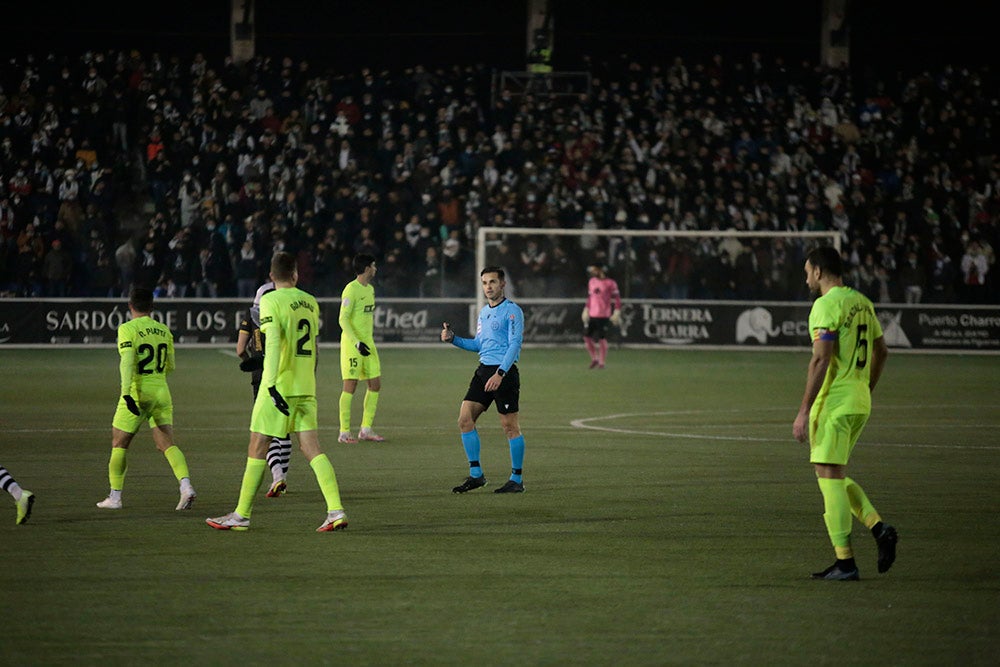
[508,435,525,483]
[461,429,483,477]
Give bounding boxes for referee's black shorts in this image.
[464,363,519,414]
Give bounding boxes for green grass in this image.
[1,347,998,665]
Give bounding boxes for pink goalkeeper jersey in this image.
[586,277,621,318]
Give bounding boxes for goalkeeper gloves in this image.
[239,354,264,372]
[268,386,289,415]
[581,307,590,325]
[610,310,621,326]
[355,341,371,357]
[123,394,141,416]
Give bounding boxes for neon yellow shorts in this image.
[809,412,870,466]
[112,384,173,432]
[341,343,381,381]
[251,392,317,437]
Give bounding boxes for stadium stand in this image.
[0,50,997,303]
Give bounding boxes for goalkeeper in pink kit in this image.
[582,264,622,369]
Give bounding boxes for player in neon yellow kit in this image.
[237,281,293,497]
[96,287,196,511]
[207,251,348,532]
[337,253,384,443]
[793,246,897,581]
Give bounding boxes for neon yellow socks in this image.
[845,477,882,529]
[817,477,854,560]
[108,447,128,490]
[339,391,353,432]
[361,390,379,429]
[342,389,379,431]
[163,445,190,482]
[309,454,344,512]
[235,458,267,518]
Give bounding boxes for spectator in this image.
[14,240,41,297]
[41,238,73,296]
[898,251,926,303]
[441,236,467,297]
[927,250,957,304]
[235,239,260,298]
[419,245,441,298]
[519,238,548,297]
[133,238,162,289]
[179,171,203,228]
[664,243,694,299]
[114,237,137,297]
[164,230,198,297]
[56,169,83,235]
[960,239,990,304]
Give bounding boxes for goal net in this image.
[473,226,840,313]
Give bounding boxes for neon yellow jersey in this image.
[259,287,319,397]
[339,279,375,345]
[808,286,884,417]
[117,315,175,395]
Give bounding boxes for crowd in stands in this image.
[1,47,998,304]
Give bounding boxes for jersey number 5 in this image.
[852,324,869,369]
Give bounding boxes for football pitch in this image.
[1,346,998,665]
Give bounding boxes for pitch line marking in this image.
[570,410,1000,450]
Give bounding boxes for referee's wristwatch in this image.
[496,368,506,377]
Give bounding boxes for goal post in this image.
[474,226,841,313]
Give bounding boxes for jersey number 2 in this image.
[296,319,313,357]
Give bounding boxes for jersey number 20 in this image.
[137,343,168,374]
